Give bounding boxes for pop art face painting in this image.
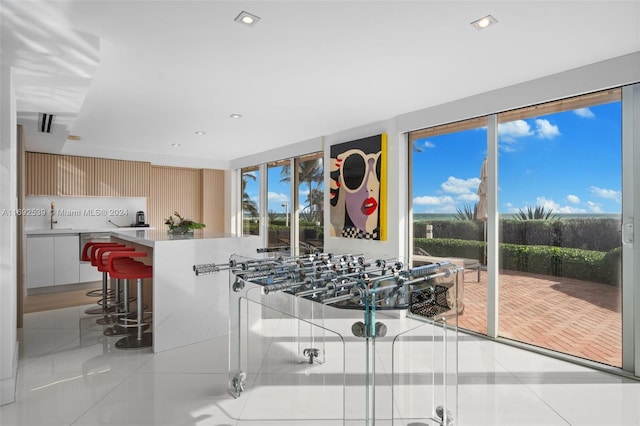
[330,134,386,240]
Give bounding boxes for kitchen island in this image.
[110,229,261,353]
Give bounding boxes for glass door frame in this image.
[622,84,639,375]
[407,84,639,377]
[486,87,637,375]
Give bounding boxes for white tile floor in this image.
[2,304,640,426]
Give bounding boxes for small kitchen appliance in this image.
[133,211,149,227]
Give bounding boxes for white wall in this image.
[396,52,640,134]
[229,136,323,170]
[1,65,18,405]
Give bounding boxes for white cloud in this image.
[499,144,516,153]
[588,186,621,203]
[413,195,455,205]
[498,120,532,142]
[527,196,586,214]
[268,192,289,202]
[535,196,560,211]
[556,206,588,213]
[566,194,581,204]
[440,176,481,194]
[413,140,435,152]
[574,108,595,119]
[503,202,515,210]
[535,119,560,139]
[458,193,480,202]
[586,201,604,213]
[421,140,435,149]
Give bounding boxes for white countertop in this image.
[110,229,239,247]
[26,227,153,235]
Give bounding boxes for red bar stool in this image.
[107,251,153,350]
[90,244,135,325]
[94,245,141,335]
[81,242,121,316]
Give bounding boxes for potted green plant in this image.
[164,211,206,234]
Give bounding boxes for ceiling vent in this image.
[38,113,55,133]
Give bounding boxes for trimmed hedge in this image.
[414,218,621,252]
[414,237,485,261]
[501,218,621,251]
[414,238,620,285]
[414,220,483,241]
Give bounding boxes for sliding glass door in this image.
[496,89,623,367]
[241,166,260,236]
[297,153,324,254]
[266,160,292,251]
[409,87,634,370]
[242,152,324,255]
[409,117,488,335]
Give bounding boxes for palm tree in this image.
[280,158,323,222]
[514,205,556,220]
[304,187,324,223]
[455,203,478,221]
[242,173,258,218]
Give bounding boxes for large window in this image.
[409,117,488,335]
[497,89,622,367]
[297,153,324,254]
[409,88,625,369]
[241,152,324,255]
[267,159,292,250]
[241,166,260,236]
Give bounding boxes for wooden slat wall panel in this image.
[26,153,150,197]
[149,166,203,230]
[95,158,150,197]
[59,156,95,196]
[25,152,59,195]
[202,169,225,233]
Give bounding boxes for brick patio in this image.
[457,269,622,367]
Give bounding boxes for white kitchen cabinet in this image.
[26,234,80,289]
[53,235,80,285]
[79,262,102,283]
[25,236,55,288]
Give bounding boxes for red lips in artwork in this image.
[361,197,378,216]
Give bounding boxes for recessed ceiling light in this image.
[194,131,206,135]
[234,11,260,27]
[471,15,498,30]
[171,143,181,147]
[67,135,82,141]
[230,113,243,119]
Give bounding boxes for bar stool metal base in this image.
[103,325,129,336]
[104,323,149,336]
[85,289,103,297]
[95,315,118,325]
[115,333,152,350]
[85,305,115,315]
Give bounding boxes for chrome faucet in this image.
[50,202,58,229]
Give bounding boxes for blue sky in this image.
[243,166,316,214]
[245,101,622,216]
[412,101,622,215]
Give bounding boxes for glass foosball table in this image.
[194,251,460,425]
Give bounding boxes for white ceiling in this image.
[3,1,640,168]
